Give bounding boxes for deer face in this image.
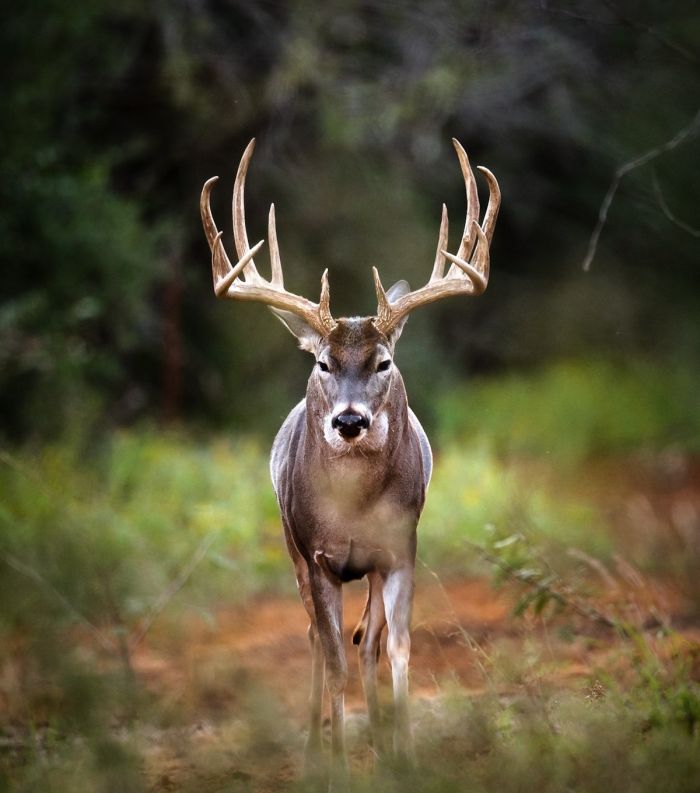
[315,318,394,445]
[271,284,410,449]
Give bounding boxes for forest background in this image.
[1,2,699,791]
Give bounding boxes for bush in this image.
[436,359,700,462]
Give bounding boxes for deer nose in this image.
[331,411,369,439]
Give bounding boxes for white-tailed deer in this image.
[200,139,499,778]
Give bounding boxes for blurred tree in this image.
[1,0,698,439]
[0,2,161,439]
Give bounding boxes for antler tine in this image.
[429,204,449,282]
[372,140,500,335]
[373,267,392,327]
[232,138,260,280]
[201,176,232,284]
[268,204,283,287]
[476,165,501,244]
[442,221,488,295]
[319,269,333,329]
[201,141,337,337]
[214,238,265,297]
[452,138,480,267]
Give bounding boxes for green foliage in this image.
[0,1,161,440]
[436,359,700,462]
[419,442,608,577]
[0,165,161,440]
[0,432,284,638]
[0,383,698,789]
[1,0,699,438]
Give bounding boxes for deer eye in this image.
[377,360,392,373]
[317,360,329,373]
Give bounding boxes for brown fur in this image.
[270,317,432,773]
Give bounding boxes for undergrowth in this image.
[0,357,699,791]
[436,359,700,462]
[2,634,699,793]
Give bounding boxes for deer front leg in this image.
[309,561,348,784]
[353,571,386,756]
[382,566,414,759]
[285,534,325,770]
[305,617,325,767]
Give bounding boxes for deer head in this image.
[200,139,500,447]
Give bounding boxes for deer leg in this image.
[284,526,325,770]
[353,572,386,755]
[309,562,348,782]
[307,623,325,753]
[303,597,325,769]
[382,566,414,759]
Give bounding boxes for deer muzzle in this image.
[331,410,370,440]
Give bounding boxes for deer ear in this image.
[386,279,410,303]
[270,308,322,353]
[385,280,411,345]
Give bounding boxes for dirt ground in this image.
[127,455,700,791]
[132,575,699,792]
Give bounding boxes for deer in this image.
[200,138,500,780]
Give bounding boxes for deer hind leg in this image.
[382,566,415,759]
[309,561,348,782]
[353,572,386,755]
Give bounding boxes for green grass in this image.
[0,431,286,635]
[436,359,700,462]
[419,442,608,576]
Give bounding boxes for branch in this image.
[129,530,220,649]
[651,170,700,239]
[1,553,116,653]
[582,109,700,271]
[600,0,698,64]
[465,540,625,633]
[539,0,618,27]
[541,1,697,64]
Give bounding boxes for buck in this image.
[200,139,500,777]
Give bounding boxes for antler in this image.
[200,139,336,336]
[373,138,500,335]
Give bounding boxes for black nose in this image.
[331,411,369,439]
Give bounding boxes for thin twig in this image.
[600,0,697,64]
[541,1,697,64]
[465,540,625,633]
[1,553,116,653]
[99,570,137,691]
[651,170,700,238]
[567,547,618,590]
[130,530,220,650]
[416,555,492,683]
[0,449,53,495]
[582,108,700,271]
[539,0,617,27]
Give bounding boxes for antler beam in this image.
[200,139,336,336]
[373,138,500,336]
